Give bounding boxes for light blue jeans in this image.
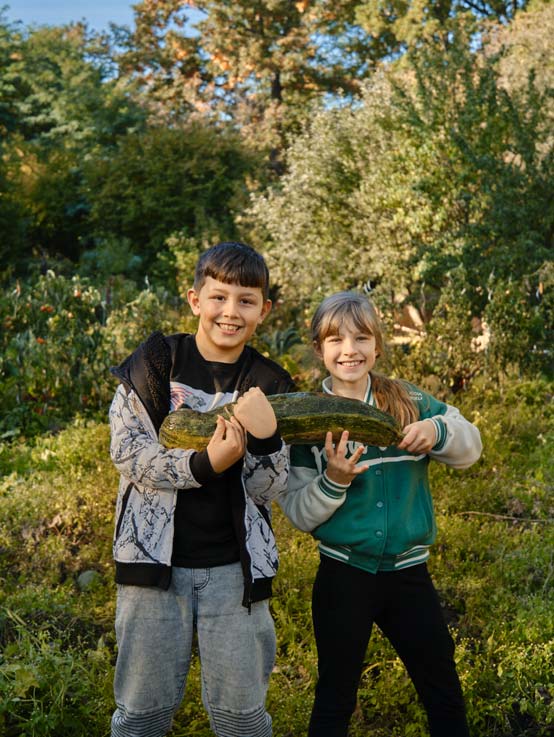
[111,563,275,737]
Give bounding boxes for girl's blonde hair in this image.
[311,292,419,427]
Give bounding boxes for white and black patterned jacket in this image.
[109,331,295,607]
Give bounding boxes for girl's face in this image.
[317,320,377,398]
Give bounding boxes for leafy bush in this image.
[247,27,554,382]
[84,123,257,276]
[0,271,185,438]
[0,272,110,437]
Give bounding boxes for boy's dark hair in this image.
[194,241,270,300]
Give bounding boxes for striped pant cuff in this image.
[209,704,272,737]
[111,704,174,737]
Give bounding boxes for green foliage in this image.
[103,285,183,364]
[122,0,383,153]
[391,269,486,393]
[260,327,302,357]
[431,377,554,518]
[0,21,146,269]
[396,30,554,312]
[483,262,554,376]
[2,3,554,733]
[354,0,529,60]
[158,232,212,302]
[0,609,114,737]
[0,271,182,438]
[0,272,110,436]
[84,123,256,274]
[248,20,554,381]
[0,421,116,736]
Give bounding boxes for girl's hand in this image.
[324,430,369,486]
[207,415,246,473]
[397,419,436,455]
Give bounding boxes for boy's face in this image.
[187,276,271,362]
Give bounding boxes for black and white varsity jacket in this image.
[108,331,295,607]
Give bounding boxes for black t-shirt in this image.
[166,334,294,568]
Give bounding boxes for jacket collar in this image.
[321,374,374,404]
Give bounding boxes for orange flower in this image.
[36,337,46,344]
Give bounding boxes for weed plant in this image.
[0,378,552,736]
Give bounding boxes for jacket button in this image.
[375,530,383,537]
[375,469,382,475]
[376,501,384,508]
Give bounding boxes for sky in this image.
[6,1,137,31]
[5,1,202,33]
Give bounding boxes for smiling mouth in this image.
[217,322,242,333]
[338,360,364,367]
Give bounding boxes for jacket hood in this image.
[110,330,171,434]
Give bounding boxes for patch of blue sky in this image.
[4,2,203,35]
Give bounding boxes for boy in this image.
[108,241,295,737]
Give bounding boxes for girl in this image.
[279,291,482,737]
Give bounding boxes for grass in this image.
[0,377,553,736]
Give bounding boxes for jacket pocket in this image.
[115,482,134,539]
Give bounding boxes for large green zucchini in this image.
[159,392,403,450]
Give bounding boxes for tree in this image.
[0,13,24,138]
[83,121,258,274]
[6,24,143,151]
[487,0,554,96]
[0,22,146,270]
[355,0,530,60]
[247,23,554,376]
[119,1,381,157]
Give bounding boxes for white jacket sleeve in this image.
[278,449,348,532]
[428,403,482,469]
[242,441,290,506]
[109,385,201,490]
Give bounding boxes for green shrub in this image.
[0,272,111,437]
[0,272,185,438]
[0,609,114,737]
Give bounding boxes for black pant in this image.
[308,556,470,737]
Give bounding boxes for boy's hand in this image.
[397,419,436,454]
[233,387,278,439]
[206,415,246,473]
[325,430,369,486]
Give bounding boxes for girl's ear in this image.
[313,340,323,359]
